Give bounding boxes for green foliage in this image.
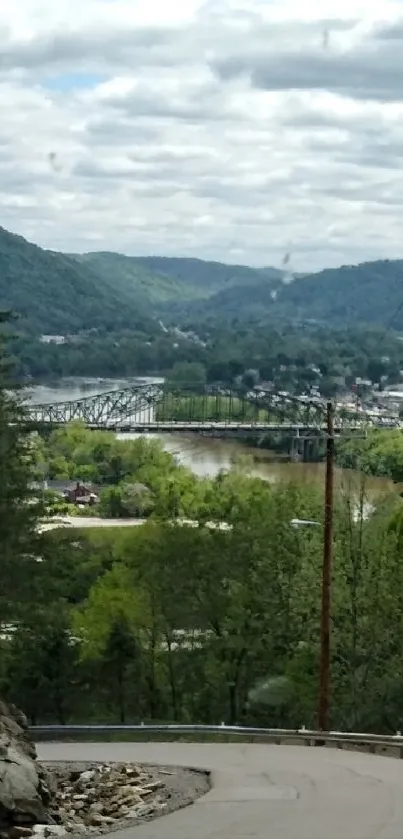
[90,255,283,298]
[42,422,201,519]
[0,226,152,334]
[72,252,192,305]
[173,257,403,328]
[99,482,154,518]
[156,394,266,422]
[166,361,207,390]
[8,312,403,400]
[6,436,403,733]
[338,430,403,482]
[6,604,77,724]
[0,313,46,623]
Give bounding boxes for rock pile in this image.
[35,764,167,836]
[0,702,208,838]
[0,701,169,839]
[0,701,55,839]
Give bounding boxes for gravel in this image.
[41,762,210,837]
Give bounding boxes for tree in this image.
[0,312,46,623]
[102,618,140,723]
[73,564,149,721]
[166,361,206,391]
[7,604,78,724]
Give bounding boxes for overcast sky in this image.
[2,0,403,271]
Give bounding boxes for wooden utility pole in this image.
[318,400,334,731]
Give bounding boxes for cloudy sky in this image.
[2,0,403,270]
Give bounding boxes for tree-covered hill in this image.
[0,227,283,334]
[71,253,284,307]
[273,259,403,328]
[0,227,153,334]
[72,252,191,306]
[118,255,284,294]
[179,259,403,327]
[3,224,403,334]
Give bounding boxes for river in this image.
[25,377,398,499]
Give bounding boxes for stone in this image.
[124,768,139,778]
[10,760,171,837]
[127,805,152,818]
[0,701,55,838]
[78,772,95,786]
[44,826,67,837]
[87,814,104,827]
[117,785,138,797]
[9,828,33,839]
[142,781,164,793]
[87,804,103,816]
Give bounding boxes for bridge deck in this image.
[92,421,364,433]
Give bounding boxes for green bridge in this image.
[26,383,395,457]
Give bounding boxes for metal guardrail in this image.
[30,723,403,757]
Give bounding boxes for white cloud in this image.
[1,0,403,270]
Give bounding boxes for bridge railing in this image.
[30,723,403,757]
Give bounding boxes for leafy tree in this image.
[7,603,77,724]
[102,618,141,723]
[166,361,207,391]
[0,313,46,623]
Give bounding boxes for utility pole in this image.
[318,400,334,731]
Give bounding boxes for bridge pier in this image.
[290,436,303,462]
[291,434,322,463]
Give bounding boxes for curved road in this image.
[37,741,403,838]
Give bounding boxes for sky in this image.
[2,0,403,270]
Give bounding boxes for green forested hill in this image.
[122,255,284,294]
[272,260,403,328]
[177,259,403,328]
[3,224,403,334]
[73,253,284,303]
[72,252,190,306]
[0,227,154,334]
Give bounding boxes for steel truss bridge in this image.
[25,382,398,438]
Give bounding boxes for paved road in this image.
[40,517,231,532]
[40,517,146,531]
[37,741,403,838]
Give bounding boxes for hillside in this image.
[124,256,284,294]
[3,223,403,335]
[176,259,403,328]
[0,228,283,334]
[73,252,190,306]
[73,253,283,302]
[0,228,153,334]
[272,260,403,327]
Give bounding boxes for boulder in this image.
[0,702,54,838]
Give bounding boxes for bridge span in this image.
[26,382,398,437]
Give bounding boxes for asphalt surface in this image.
[37,741,403,838]
[40,517,145,531]
[41,517,231,531]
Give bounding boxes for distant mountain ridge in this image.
[159,258,403,329]
[1,225,403,333]
[72,253,284,302]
